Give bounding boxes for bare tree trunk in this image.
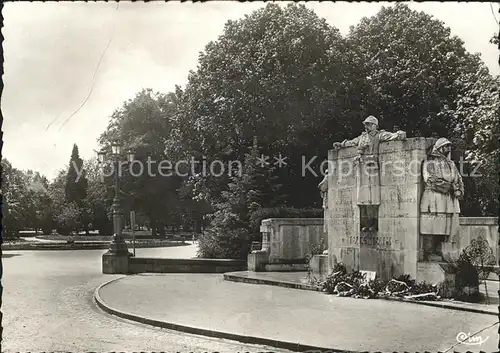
[159,222,166,238]
[151,218,158,238]
[195,218,202,233]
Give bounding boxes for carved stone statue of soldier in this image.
[318,170,329,233]
[333,115,406,231]
[420,137,464,260]
[318,173,328,210]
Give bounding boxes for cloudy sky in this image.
[2,1,499,179]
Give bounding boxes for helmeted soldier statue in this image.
[332,116,406,231]
[318,169,329,233]
[419,137,463,260]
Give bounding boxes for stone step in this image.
[264,263,308,272]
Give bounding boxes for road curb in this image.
[93,277,357,353]
[380,295,498,316]
[223,273,320,292]
[223,273,498,317]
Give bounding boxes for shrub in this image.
[96,220,113,236]
[451,251,480,288]
[41,225,52,235]
[200,205,323,260]
[437,278,458,299]
[55,202,81,234]
[56,226,71,236]
[197,227,250,260]
[447,250,480,302]
[2,227,20,241]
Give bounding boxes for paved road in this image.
[1,244,290,353]
[100,273,499,353]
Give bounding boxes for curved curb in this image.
[223,273,320,292]
[93,277,357,353]
[223,273,498,317]
[380,294,498,316]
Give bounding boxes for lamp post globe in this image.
[97,149,106,163]
[111,142,122,155]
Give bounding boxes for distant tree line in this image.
[2,4,498,259]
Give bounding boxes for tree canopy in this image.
[2,3,497,255]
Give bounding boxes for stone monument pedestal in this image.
[416,261,455,288]
[247,218,326,272]
[247,251,269,272]
[326,138,436,281]
[310,254,330,282]
[102,252,131,274]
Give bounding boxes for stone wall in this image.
[307,216,498,282]
[246,200,497,278]
[261,218,326,263]
[444,217,499,260]
[248,218,326,271]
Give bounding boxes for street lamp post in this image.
[35,210,42,235]
[99,142,135,274]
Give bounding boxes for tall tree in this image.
[172,3,358,208]
[24,170,53,234]
[1,159,28,237]
[198,137,283,259]
[1,160,53,236]
[451,64,500,216]
[82,157,113,235]
[346,3,483,137]
[63,144,89,233]
[65,144,88,204]
[99,89,184,237]
[49,169,72,235]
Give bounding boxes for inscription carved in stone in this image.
[341,234,393,249]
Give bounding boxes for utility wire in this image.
[58,1,119,131]
[46,2,120,131]
[490,2,499,25]
[441,320,499,353]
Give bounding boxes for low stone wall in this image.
[310,254,329,282]
[128,257,247,274]
[254,217,498,284]
[455,217,498,260]
[249,218,326,272]
[416,262,456,287]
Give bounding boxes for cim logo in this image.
[456,332,489,346]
